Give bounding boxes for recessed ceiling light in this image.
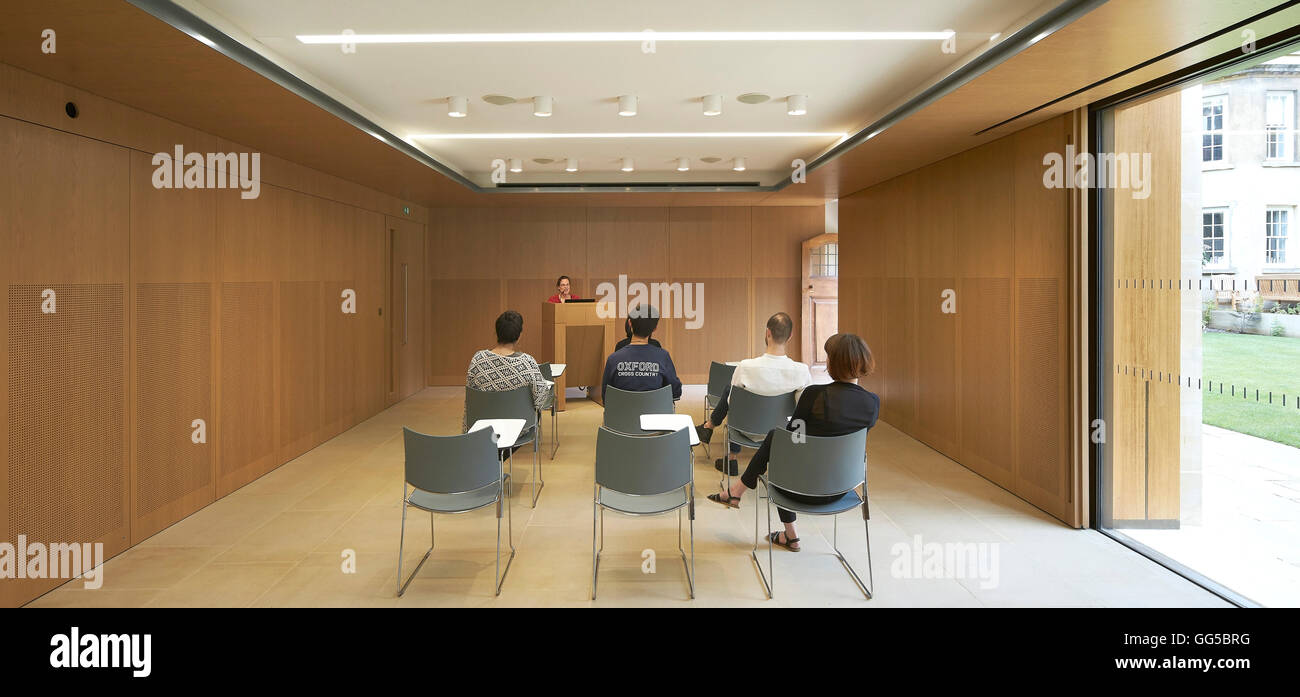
[565,158,578,172]
[703,94,723,116]
[732,157,746,172]
[448,96,468,118]
[988,33,1001,42]
[787,94,807,116]
[298,31,958,45]
[618,95,637,116]
[509,158,523,172]
[677,157,690,172]
[409,131,845,139]
[621,158,634,172]
[533,95,553,117]
[700,156,722,163]
[737,93,770,104]
[532,158,554,164]
[482,94,516,105]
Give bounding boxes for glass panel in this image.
[1098,52,1300,607]
[810,242,838,278]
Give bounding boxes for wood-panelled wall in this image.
[0,62,426,607]
[840,115,1081,526]
[426,206,825,385]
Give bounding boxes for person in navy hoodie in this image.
[601,304,682,402]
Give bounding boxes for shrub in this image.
[1272,319,1286,337]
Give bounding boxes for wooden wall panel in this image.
[218,282,275,496]
[667,277,750,384]
[840,114,1079,525]
[429,279,501,385]
[586,208,669,279]
[320,280,358,440]
[753,277,803,362]
[389,216,426,401]
[279,281,321,461]
[668,207,751,278]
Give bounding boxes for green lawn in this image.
[1202,331,1300,448]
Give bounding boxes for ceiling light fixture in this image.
[409,131,845,140]
[298,31,957,45]
[565,158,578,172]
[618,95,637,116]
[448,96,468,118]
[703,94,723,116]
[533,95,553,117]
[677,157,690,172]
[509,158,523,172]
[732,157,746,172]
[786,94,807,116]
[621,158,634,172]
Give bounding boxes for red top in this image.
[547,294,580,303]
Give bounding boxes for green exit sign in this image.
[402,206,410,216]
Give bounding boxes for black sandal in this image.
[707,491,741,509]
[768,531,801,552]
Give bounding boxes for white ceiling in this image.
[188,0,1056,187]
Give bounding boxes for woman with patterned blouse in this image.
[463,310,550,431]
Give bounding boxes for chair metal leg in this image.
[548,406,559,459]
[530,432,544,508]
[749,479,774,599]
[396,487,433,597]
[830,514,873,600]
[494,486,517,596]
[591,484,601,600]
[677,481,695,599]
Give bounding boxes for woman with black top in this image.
[707,333,879,552]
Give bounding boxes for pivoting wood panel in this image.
[667,207,751,278]
[959,278,1014,489]
[352,209,387,418]
[218,282,275,496]
[586,208,669,279]
[4,284,128,607]
[279,281,321,460]
[752,207,823,278]
[915,277,958,457]
[753,277,803,362]
[1015,278,1067,519]
[428,279,501,385]
[132,283,213,542]
[666,277,748,384]
[881,278,916,433]
[497,207,587,281]
[321,280,358,440]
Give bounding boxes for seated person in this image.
[546,275,580,303]
[696,312,811,475]
[464,310,550,434]
[707,333,880,553]
[601,304,682,402]
[614,317,662,351]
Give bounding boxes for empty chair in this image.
[702,361,737,460]
[602,385,674,436]
[723,386,797,488]
[753,428,872,600]
[397,427,514,597]
[538,362,559,459]
[591,427,695,600]
[465,384,543,507]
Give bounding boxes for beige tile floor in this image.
[28,386,1231,608]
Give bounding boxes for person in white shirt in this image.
[696,312,812,475]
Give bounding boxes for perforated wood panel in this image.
[280,281,321,460]
[1015,279,1064,499]
[7,284,126,547]
[916,277,958,456]
[219,282,275,494]
[959,278,1013,487]
[134,283,212,530]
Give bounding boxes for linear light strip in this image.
[410,132,846,140]
[297,31,954,44]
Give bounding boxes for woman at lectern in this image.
[546,275,580,303]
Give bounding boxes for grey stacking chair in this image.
[702,361,737,460]
[592,426,695,600]
[465,384,543,507]
[723,386,797,489]
[538,363,559,459]
[602,385,674,436]
[397,427,514,597]
[753,428,872,600]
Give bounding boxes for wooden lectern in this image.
[541,301,618,410]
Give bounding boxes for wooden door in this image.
[801,233,839,367]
